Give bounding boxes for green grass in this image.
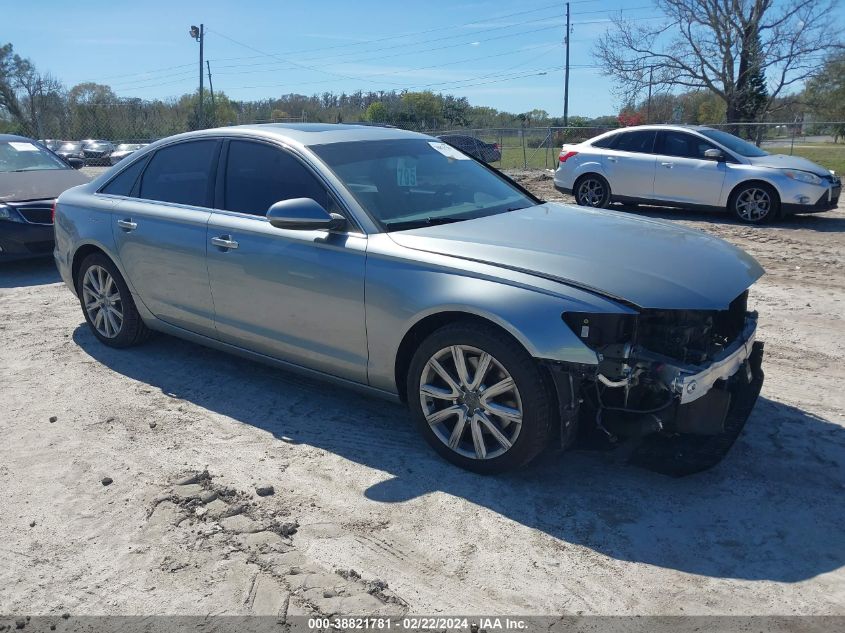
[493,141,845,173]
[495,144,559,170]
[768,143,845,174]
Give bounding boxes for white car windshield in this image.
[311,139,536,231]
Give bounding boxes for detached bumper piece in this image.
[628,341,764,476]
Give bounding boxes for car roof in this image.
[601,124,716,134]
[0,134,36,143]
[160,123,431,148]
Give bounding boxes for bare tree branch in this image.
[595,0,843,123]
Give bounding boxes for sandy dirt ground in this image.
[1,169,844,619]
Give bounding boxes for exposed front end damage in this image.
[549,291,765,475]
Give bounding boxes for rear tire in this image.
[406,321,553,474]
[729,182,779,224]
[574,174,611,208]
[76,253,150,348]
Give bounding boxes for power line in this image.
[80,1,571,86]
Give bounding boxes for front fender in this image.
[364,236,632,393]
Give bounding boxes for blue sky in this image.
[7,1,694,117]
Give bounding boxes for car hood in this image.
[388,203,764,310]
[747,153,831,176]
[0,169,90,202]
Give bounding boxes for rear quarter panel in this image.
[54,184,123,296]
[554,145,603,190]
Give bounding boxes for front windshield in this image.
[699,128,769,157]
[310,139,537,231]
[0,140,68,172]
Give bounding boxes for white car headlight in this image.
[782,169,823,185]
[0,204,13,221]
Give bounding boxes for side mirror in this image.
[67,157,84,170]
[704,148,724,161]
[267,198,346,231]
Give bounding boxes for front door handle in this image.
[117,218,137,231]
[211,235,239,250]
[660,161,674,168]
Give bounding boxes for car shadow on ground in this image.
[73,325,845,584]
[0,257,61,288]
[609,202,845,232]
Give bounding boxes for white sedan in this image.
[554,125,840,223]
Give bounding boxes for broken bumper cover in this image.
[630,340,765,476]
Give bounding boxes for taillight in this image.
[51,200,56,224]
[559,151,578,163]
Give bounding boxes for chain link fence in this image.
[5,115,844,170]
[433,122,845,170]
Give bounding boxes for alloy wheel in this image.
[735,187,772,222]
[81,265,124,339]
[418,345,523,460]
[577,178,606,207]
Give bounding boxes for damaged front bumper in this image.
[549,309,765,475]
[629,340,764,476]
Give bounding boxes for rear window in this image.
[139,140,218,207]
[101,155,149,196]
[591,134,618,149]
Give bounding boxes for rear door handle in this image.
[211,235,239,250]
[117,218,137,231]
[660,162,674,168]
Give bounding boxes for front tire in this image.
[574,174,611,208]
[406,322,553,474]
[730,182,779,223]
[76,253,150,348]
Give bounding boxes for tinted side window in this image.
[591,134,618,149]
[224,140,327,215]
[614,131,656,153]
[139,140,217,206]
[659,131,719,159]
[100,155,149,196]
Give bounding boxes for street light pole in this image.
[190,24,205,128]
[563,2,570,126]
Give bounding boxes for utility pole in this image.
[646,66,653,123]
[563,2,570,126]
[206,60,216,125]
[189,24,205,128]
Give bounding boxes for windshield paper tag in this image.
[429,141,470,160]
[9,142,39,152]
[396,158,417,187]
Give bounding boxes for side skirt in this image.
[142,314,402,404]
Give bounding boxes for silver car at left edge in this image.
[54,123,765,475]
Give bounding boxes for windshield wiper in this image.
[386,216,467,231]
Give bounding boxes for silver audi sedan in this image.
[55,124,765,474]
[554,125,841,223]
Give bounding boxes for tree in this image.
[596,0,843,127]
[803,52,845,142]
[400,91,441,128]
[442,95,470,127]
[364,101,388,122]
[0,43,25,125]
